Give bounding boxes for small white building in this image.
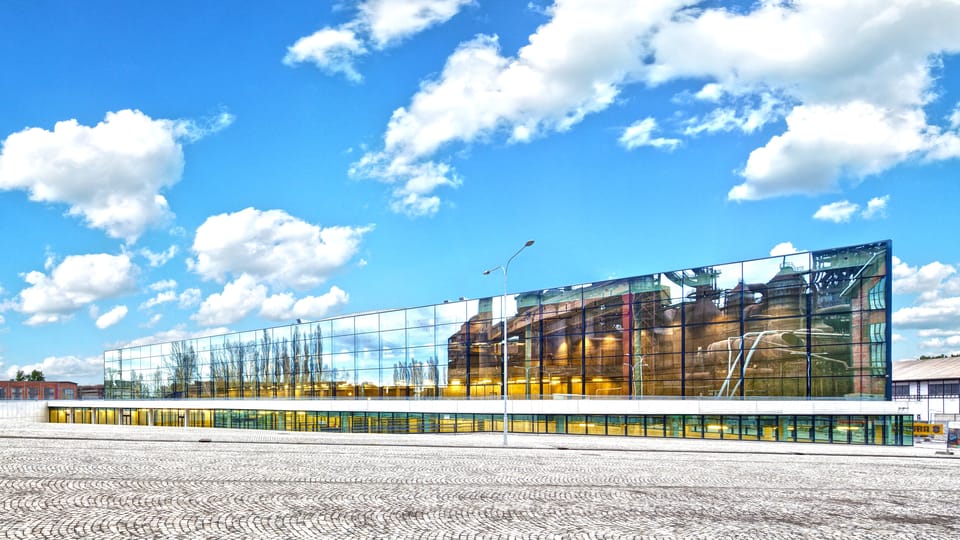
[893,357,960,423]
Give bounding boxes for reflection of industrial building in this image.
[47,241,913,445]
[447,243,888,401]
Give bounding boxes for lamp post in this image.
[484,239,535,446]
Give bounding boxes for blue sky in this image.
[1,0,959,384]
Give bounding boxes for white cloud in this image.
[360,0,473,48]
[139,291,177,310]
[920,335,960,349]
[893,297,960,329]
[344,0,960,213]
[111,324,233,349]
[694,83,723,102]
[0,110,232,243]
[5,355,103,383]
[15,253,137,325]
[95,305,128,329]
[684,92,783,136]
[192,274,267,326]
[283,27,367,82]
[284,0,472,81]
[149,279,177,292]
[354,1,684,215]
[259,286,349,321]
[640,1,960,201]
[192,275,350,327]
[861,195,889,219]
[178,288,201,308]
[730,102,931,201]
[769,242,798,257]
[892,256,960,341]
[189,207,371,289]
[140,280,192,311]
[619,118,680,150]
[813,200,860,223]
[892,256,956,296]
[140,245,178,267]
[144,313,162,328]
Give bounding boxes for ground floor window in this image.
[48,407,914,446]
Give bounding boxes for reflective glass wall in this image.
[104,241,891,401]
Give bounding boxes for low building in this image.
[0,381,78,401]
[49,240,912,445]
[893,356,960,423]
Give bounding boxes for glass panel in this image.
[332,317,354,336]
[355,313,379,334]
[380,309,406,331]
[406,305,435,328]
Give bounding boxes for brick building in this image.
[0,381,78,400]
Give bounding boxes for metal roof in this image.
[892,357,960,381]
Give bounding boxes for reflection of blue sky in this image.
[107,245,885,386]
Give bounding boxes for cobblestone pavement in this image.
[1,423,958,539]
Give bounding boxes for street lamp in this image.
[484,239,535,446]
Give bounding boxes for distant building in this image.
[0,381,78,400]
[78,385,105,400]
[893,356,960,423]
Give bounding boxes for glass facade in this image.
[104,241,892,401]
[47,406,912,445]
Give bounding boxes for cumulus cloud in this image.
[192,274,267,326]
[178,288,201,308]
[619,118,680,150]
[283,27,367,82]
[861,195,889,219]
[0,109,232,243]
[189,207,371,289]
[813,195,890,223]
[894,297,960,330]
[259,286,350,321]
[149,279,177,292]
[643,1,960,201]
[892,256,960,346]
[111,325,233,349]
[351,0,960,215]
[192,274,349,327]
[892,256,957,296]
[14,253,137,326]
[284,0,472,81]
[769,242,799,257]
[143,313,162,328]
[95,305,128,329]
[5,355,103,383]
[729,103,931,200]
[353,1,682,215]
[813,200,860,223]
[140,245,178,267]
[139,291,177,310]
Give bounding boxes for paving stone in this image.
[0,422,957,538]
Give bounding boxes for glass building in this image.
[50,240,911,444]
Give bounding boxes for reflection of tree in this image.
[211,349,229,397]
[167,341,198,398]
[392,356,440,397]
